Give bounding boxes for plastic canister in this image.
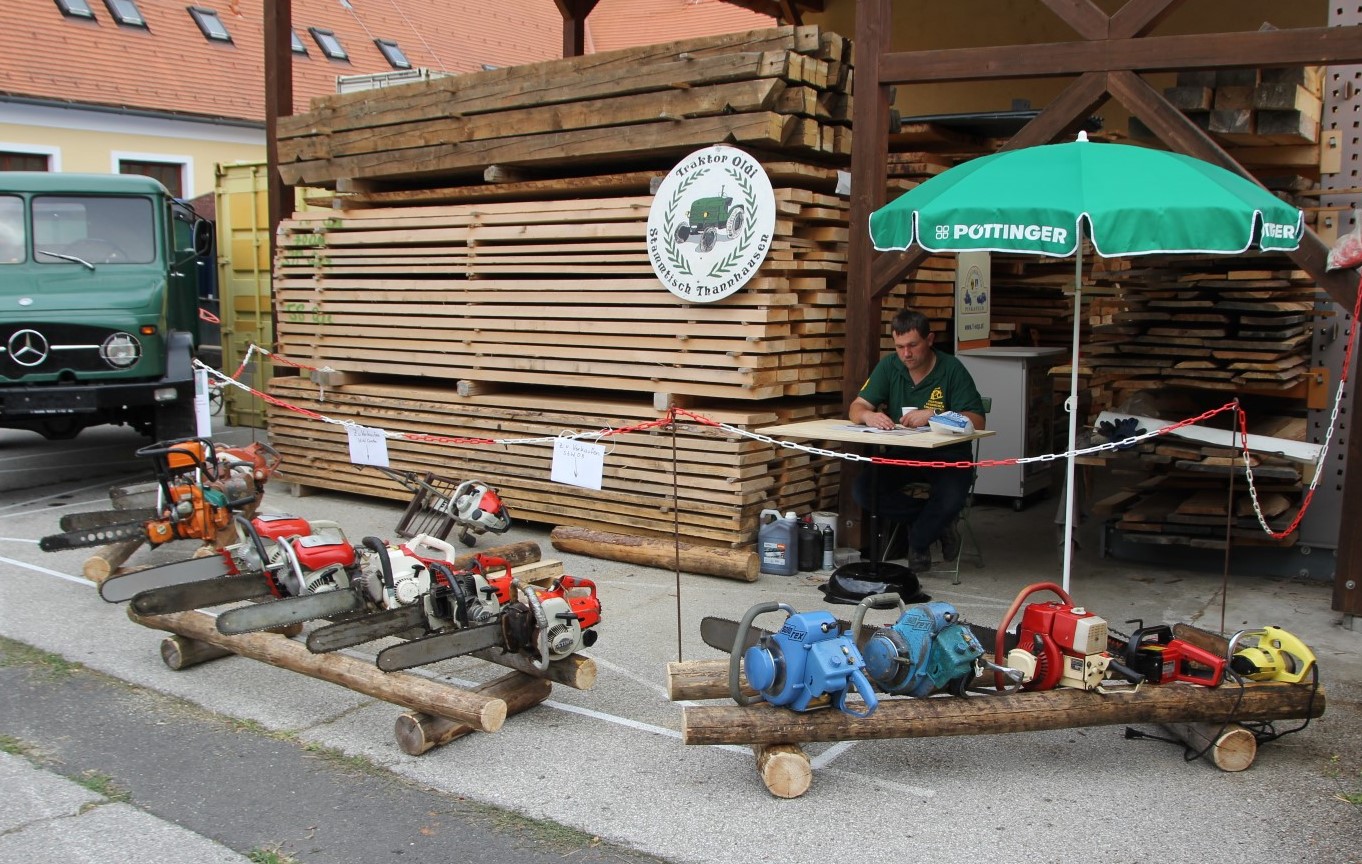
[758,509,798,576]
[797,517,822,572]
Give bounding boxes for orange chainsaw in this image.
[41,437,279,552]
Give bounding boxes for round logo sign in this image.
[647,145,775,303]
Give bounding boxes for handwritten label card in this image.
[346,424,390,468]
[551,437,605,490]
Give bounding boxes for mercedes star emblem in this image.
[8,329,50,367]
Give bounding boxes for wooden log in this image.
[83,537,146,584]
[394,671,551,755]
[1160,721,1257,771]
[667,659,755,701]
[754,743,811,798]
[681,681,1326,746]
[450,540,542,572]
[550,525,759,582]
[466,646,596,690]
[159,634,233,671]
[129,608,507,732]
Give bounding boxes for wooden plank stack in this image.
[261,26,860,552]
[268,377,837,546]
[276,26,852,188]
[273,176,851,400]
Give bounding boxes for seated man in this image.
[847,309,986,573]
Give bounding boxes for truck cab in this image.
[0,172,207,440]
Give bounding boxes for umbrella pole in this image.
[1061,252,1082,593]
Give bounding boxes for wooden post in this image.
[754,743,812,798]
[129,607,507,733]
[681,681,1326,746]
[1161,721,1258,771]
[394,671,551,755]
[83,538,147,584]
[159,634,232,670]
[550,526,759,582]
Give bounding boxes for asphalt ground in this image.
[2,421,1361,864]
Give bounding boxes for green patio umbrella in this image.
[868,131,1304,590]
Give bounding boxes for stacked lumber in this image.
[1131,65,1325,196]
[1083,255,1318,404]
[272,173,850,401]
[276,26,852,189]
[259,26,865,548]
[265,377,840,547]
[1160,66,1324,148]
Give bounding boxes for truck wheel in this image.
[674,224,690,243]
[38,418,84,441]
[700,228,718,253]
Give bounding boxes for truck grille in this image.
[0,324,140,377]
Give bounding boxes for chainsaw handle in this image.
[362,536,395,594]
[833,668,879,718]
[850,592,906,648]
[729,601,795,707]
[515,580,552,672]
[473,554,511,579]
[556,574,596,597]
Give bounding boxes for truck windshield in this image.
[33,194,155,265]
[0,195,23,264]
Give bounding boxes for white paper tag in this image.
[346,424,390,467]
[551,437,605,490]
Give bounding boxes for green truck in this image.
[0,172,208,440]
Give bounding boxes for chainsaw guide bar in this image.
[99,554,231,603]
[374,623,507,672]
[216,589,366,635]
[305,605,429,654]
[130,572,273,616]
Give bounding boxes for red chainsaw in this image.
[993,582,1141,692]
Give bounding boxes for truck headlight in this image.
[100,332,142,368]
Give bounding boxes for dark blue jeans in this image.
[852,462,972,555]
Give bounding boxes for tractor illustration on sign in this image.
[673,188,746,253]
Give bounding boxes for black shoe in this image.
[908,548,931,573]
[940,521,962,562]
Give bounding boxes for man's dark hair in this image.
[890,309,931,339]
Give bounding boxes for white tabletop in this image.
[754,417,995,449]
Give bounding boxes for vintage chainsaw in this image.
[713,601,878,717]
[378,467,512,547]
[849,594,1020,697]
[100,512,332,605]
[993,582,1142,692]
[1108,620,1226,687]
[42,437,279,552]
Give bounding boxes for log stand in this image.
[110,543,593,755]
[667,627,1325,798]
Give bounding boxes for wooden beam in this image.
[880,27,1362,84]
[841,0,893,547]
[1108,70,1360,310]
[555,0,599,58]
[682,681,1325,746]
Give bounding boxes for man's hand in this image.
[900,408,934,429]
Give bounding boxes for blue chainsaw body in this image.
[859,600,985,696]
[736,606,878,718]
